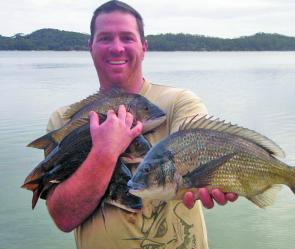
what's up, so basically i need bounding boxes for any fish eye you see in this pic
[142,166,150,174]
[144,106,149,111]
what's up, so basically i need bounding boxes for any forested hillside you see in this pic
[1,29,295,51]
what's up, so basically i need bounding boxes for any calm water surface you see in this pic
[0,51,294,249]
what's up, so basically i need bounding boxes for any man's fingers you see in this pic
[226,192,238,202]
[117,105,127,120]
[183,192,195,209]
[198,188,214,209]
[211,188,227,205]
[131,121,143,137]
[89,111,99,130]
[107,109,116,118]
[125,112,134,127]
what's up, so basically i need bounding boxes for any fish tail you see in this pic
[21,177,42,190]
[21,167,44,191]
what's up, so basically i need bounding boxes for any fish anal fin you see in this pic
[32,189,41,209]
[183,153,235,188]
[247,184,282,208]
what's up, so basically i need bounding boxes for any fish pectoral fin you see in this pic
[247,184,283,208]
[183,153,235,188]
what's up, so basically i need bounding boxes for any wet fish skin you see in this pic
[128,117,295,208]
[104,159,142,211]
[27,89,166,151]
[22,122,151,209]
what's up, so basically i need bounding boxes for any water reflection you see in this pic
[0,51,294,249]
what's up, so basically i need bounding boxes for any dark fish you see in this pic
[22,121,151,209]
[27,88,166,154]
[104,159,142,211]
[128,116,295,208]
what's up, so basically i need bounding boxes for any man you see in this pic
[46,1,237,248]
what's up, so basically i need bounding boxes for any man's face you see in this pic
[89,11,147,92]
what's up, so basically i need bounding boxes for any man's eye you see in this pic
[122,36,134,42]
[99,36,111,42]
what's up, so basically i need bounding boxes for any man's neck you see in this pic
[100,78,144,94]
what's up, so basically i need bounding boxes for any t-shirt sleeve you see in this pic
[170,90,208,133]
[46,106,69,132]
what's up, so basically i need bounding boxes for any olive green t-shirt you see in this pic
[47,80,209,249]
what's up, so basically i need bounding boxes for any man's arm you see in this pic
[46,106,142,232]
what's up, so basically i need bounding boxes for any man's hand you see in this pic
[183,188,238,209]
[47,105,143,232]
[89,105,143,159]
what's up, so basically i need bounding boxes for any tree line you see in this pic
[1,28,295,51]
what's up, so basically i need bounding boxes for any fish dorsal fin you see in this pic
[247,184,282,208]
[179,115,285,158]
[63,92,105,119]
[63,88,125,120]
[52,117,89,143]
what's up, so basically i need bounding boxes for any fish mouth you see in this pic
[127,180,146,197]
[142,115,166,133]
[127,180,145,191]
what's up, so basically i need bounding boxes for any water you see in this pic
[0,51,294,249]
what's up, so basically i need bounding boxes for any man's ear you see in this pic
[143,39,148,52]
[142,40,148,60]
[88,39,93,52]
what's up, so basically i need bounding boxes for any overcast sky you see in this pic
[1,0,295,38]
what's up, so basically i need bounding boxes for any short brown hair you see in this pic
[90,0,145,43]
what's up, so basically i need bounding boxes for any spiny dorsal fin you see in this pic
[247,185,282,208]
[63,92,105,120]
[179,115,285,158]
[63,88,125,120]
[51,117,89,143]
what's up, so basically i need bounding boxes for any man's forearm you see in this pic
[46,148,117,232]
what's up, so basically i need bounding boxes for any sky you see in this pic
[1,0,295,38]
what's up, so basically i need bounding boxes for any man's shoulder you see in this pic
[144,81,201,105]
[47,105,70,131]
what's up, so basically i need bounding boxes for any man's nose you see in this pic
[109,38,124,55]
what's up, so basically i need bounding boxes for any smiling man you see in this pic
[89,10,147,92]
[45,1,237,249]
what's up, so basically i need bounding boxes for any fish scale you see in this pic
[128,116,295,208]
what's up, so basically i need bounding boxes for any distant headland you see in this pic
[1,28,295,51]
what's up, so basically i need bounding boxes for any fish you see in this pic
[128,115,295,208]
[22,121,151,209]
[27,88,166,154]
[104,159,142,211]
